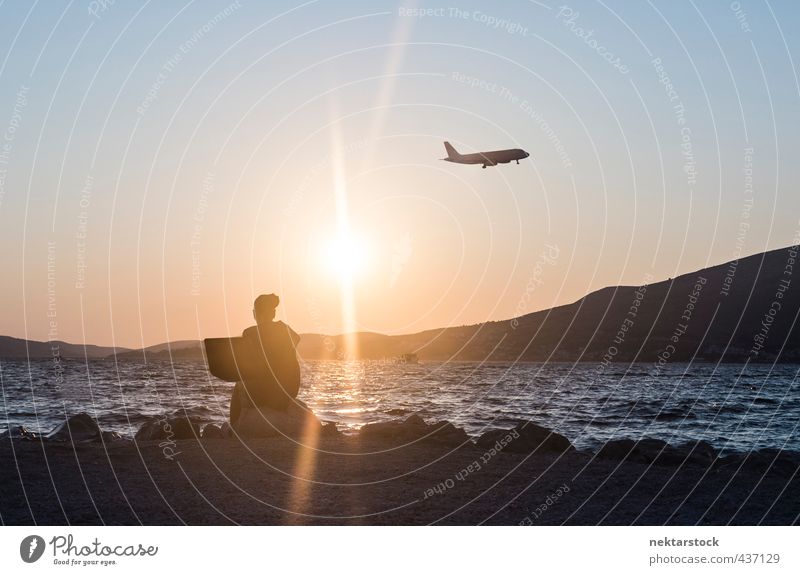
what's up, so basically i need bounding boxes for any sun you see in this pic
[324,233,369,282]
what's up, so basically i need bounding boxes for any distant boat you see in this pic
[396,353,419,364]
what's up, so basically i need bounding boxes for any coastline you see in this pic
[2,416,798,526]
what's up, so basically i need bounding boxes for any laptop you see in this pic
[203,337,255,382]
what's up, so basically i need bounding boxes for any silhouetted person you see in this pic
[229,294,301,425]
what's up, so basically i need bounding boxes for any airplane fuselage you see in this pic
[442,142,529,168]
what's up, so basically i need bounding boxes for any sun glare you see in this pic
[325,234,369,282]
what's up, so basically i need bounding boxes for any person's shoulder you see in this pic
[275,321,301,342]
[276,320,296,330]
[242,325,258,338]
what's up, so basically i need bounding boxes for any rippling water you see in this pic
[1,358,799,453]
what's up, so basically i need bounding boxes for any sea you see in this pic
[1,358,799,453]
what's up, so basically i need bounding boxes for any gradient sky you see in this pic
[1,0,799,348]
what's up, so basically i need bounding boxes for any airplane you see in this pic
[441,141,530,168]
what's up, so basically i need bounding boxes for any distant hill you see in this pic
[111,340,204,361]
[300,245,800,363]
[3,246,800,363]
[0,336,128,359]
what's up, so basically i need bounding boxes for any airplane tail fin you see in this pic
[443,141,461,160]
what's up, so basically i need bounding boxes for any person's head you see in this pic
[253,293,279,325]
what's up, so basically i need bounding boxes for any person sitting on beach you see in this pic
[229,293,301,425]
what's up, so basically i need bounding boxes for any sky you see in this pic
[1,0,799,348]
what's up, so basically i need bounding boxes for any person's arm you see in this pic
[276,321,300,347]
[287,325,300,347]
